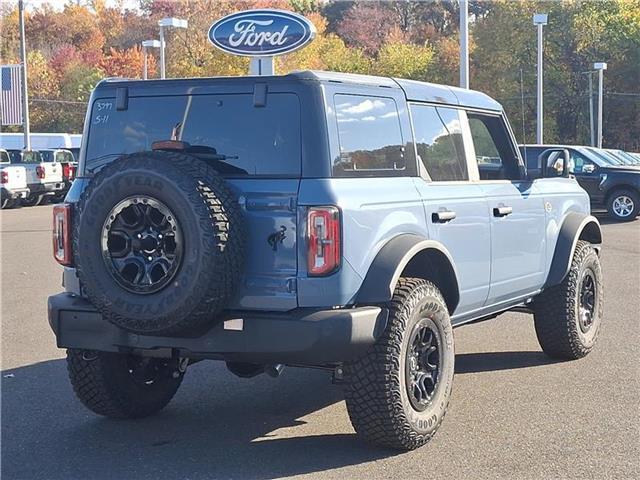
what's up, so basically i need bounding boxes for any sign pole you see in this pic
[249,57,274,76]
[18,0,30,150]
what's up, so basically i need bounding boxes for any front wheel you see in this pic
[607,189,639,221]
[534,241,603,359]
[343,278,455,450]
[66,349,185,418]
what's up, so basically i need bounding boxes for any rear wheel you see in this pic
[607,188,639,221]
[22,194,44,207]
[343,278,454,450]
[66,349,185,418]
[534,241,603,359]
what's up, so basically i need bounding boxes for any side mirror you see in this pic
[539,148,571,178]
[582,163,596,174]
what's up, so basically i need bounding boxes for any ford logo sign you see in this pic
[208,9,316,57]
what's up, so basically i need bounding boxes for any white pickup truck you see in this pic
[0,149,29,209]
[7,150,66,206]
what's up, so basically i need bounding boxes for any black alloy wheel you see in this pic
[101,196,183,294]
[578,269,597,333]
[405,318,443,411]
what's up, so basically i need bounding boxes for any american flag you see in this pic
[1,65,23,126]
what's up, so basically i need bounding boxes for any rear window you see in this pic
[85,93,301,176]
[41,150,74,163]
[333,94,407,176]
[8,150,42,164]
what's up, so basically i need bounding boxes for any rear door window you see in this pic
[333,94,407,176]
[468,114,522,180]
[86,93,301,176]
[410,104,468,181]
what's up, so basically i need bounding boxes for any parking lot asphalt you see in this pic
[1,204,639,480]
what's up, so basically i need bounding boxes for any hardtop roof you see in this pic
[96,70,503,113]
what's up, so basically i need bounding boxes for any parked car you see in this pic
[40,149,77,202]
[0,149,29,209]
[49,72,604,451]
[7,149,66,206]
[520,144,640,221]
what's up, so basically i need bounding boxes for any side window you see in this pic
[468,114,522,180]
[410,104,468,181]
[569,151,593,174]
[333,94,407,176]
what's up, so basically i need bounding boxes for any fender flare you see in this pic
[355,234,460,314]
[545,212,603,287]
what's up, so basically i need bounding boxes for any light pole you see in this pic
[158,17,188,79]
[18,0,30,150]
[533,13,548,145]
[594,62,607,148]
[141,40,161,80]
[581,71,596,146]
[459,0,469,89]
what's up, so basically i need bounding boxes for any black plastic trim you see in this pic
[48,293,388,364]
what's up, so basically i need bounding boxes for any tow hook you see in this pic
[172,357,189,378]
[332,365,345,384]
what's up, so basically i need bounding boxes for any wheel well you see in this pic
[400,248,459,315]
[578,220,602,245]
[605,185,638,205]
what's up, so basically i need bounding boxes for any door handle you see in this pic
[432,210,457,223]
[493,206,513,217]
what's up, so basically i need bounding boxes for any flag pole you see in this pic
[18,0,30,150]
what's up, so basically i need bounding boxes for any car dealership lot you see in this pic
[1,205,639,479]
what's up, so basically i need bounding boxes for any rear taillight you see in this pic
[1,171,8,184]
[307,206,341,276]
[53,204,73,266]
[36,165,45,179]
[63,164,75,180]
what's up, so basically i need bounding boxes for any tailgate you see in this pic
[5,166,28,189]
[42,162,63,183]
[226,178,299,311]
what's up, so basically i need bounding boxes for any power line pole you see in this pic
[18,0,30,150]
[459,0,469,89]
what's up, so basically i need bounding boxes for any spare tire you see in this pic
[74,151,244,336]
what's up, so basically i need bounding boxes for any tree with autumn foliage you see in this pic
[0,0,637,147]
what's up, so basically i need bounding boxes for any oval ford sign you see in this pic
[208,9,316,57]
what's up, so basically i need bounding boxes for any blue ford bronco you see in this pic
[49,71,604,450]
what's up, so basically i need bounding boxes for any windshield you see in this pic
[585,148,624,166]
[85,93,301,176]
[611,150,640,165]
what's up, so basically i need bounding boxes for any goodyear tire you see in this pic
[534,241,603,360]
[66,349,183,418]
[74,151,244,336]
[343,278,454,450]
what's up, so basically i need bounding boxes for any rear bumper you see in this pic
[47,293,388,364]
[28,182,66,195]
[1,187,29,199]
